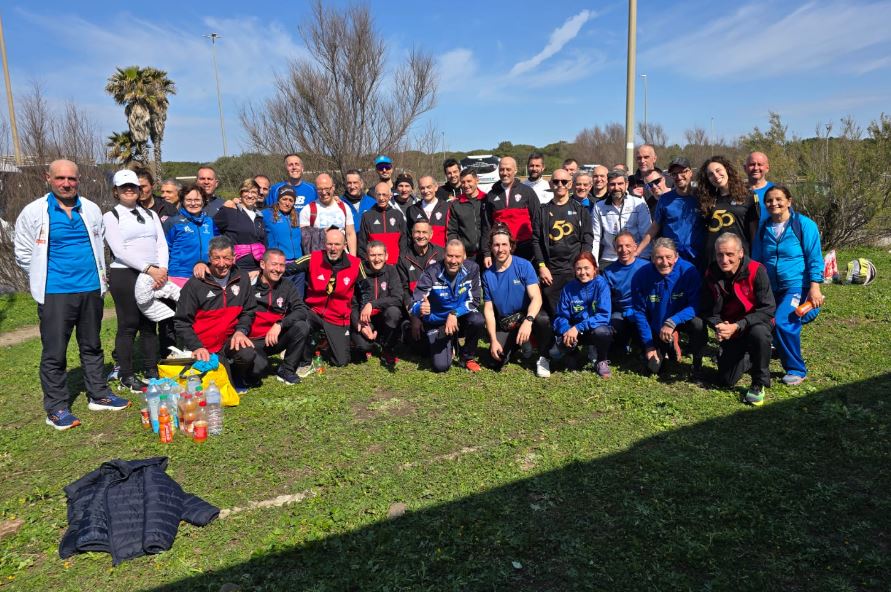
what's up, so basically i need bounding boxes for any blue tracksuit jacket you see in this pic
[631,258,701,349]
[553,275,612,335]
[163,209,217,278]
[603,258,649,318]
[410,260,482,325]
[262,208,303,260]
[751,210,823,293]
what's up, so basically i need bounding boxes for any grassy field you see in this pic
[0,294,115,334]
[0,248,888,591]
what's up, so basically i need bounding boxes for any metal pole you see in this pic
[624,0,637,170]
[205,33,228,157]
[0,15,22,165]
[640,73,648,134]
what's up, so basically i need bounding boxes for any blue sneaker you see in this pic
[88,393,131,411]
[46,408,81,431]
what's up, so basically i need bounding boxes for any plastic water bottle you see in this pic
[205,380,223,435]
[146,381,161,433]
[192,401,208,443]
[187,375,202,396]
[158,406,174,443]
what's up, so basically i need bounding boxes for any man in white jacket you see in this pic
[591,170,652,265]
[14,160,130,431]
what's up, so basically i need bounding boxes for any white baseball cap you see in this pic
[112,169,139,187]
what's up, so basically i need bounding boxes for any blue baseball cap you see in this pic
[374,155,393,167]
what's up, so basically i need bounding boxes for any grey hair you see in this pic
[652,237,677,253]
[208,235,234,254]
[160,178,182,191]
[715,232,743,251]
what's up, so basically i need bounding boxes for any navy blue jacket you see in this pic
[59,457,218,565]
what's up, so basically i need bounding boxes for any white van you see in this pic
[460,155,501,193]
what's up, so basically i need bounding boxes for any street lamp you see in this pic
[204,33,228,158]
[624,0,638,169]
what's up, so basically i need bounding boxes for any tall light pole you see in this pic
[624,0,638,170]
[640,73,648,135]
[204,33,228,158]
[0,15,22,165]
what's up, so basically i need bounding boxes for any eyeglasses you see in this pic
[552,179,571,186]
[645,177,664,188]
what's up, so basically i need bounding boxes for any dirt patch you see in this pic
[0,518,24,540]
[0,309,117,348]
[401,446,480,470]
[387,502,407,519]
[365,443,385,455]
[352,388,416,421]
[517,451,539,472]
[218,488,316,519]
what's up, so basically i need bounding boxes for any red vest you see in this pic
[304,251,361,326]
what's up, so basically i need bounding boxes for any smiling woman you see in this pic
[695,156,757,267]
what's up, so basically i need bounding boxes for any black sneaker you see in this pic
[119,375,149,393]
[276,368,301,385]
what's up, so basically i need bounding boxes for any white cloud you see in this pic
[437,48,478,90]
[642,1,891,79]
[509,10,595,77]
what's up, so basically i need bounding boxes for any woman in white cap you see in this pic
[103,169,169,392]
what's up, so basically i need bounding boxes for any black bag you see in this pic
[498,312,525,332]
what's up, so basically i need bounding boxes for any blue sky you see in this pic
[3,0,891,163]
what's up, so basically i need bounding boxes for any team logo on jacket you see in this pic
[183,226,194,233]
[206,290,215,298]
[381,281,387,290]
[374,219,381,225]
[409,265,415,271]
[435,212,442,220]
[231,285,240,296]
[514,194,521,202]
[317,274,325,281]
[390,218,396,225]
[276,297,284,308]
[255,292,262,299]
[343,277,351,286]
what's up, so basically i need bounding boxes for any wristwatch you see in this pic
[525,315,534,322]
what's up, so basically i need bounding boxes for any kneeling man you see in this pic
[352,241,404,368]
[410,239,484,372]
[702,233,776,405]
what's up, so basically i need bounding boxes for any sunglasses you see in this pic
[552,179,571,186]
[645,177,664,188]
[376,164,393,171]
[130,209,146,224]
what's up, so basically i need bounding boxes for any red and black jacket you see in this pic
[352,263,403,316]
[247,276,309,340]
[405,199,450,248]
[702,256,776,335]
[446,190,485,257]
[292,250,363,327]
[480,181,541,257]
[357,204,409,265]
[174,269,256,353]
[396,243,444,311]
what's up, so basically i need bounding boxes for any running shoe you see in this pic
[46,408,81,430]
[119,375,149,394]
[782,374,806,386]
[276,368,301,385]
[296,364,314,379]
[595,360,612,379]
[88,394,131,411]
[744,385,765,406]
[464,359,482,373]
[535,356,551,378]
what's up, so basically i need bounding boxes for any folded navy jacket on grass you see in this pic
[59,457,219,565]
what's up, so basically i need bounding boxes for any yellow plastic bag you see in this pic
[157,359,241,407]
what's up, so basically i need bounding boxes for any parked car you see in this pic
[460,155,500,193]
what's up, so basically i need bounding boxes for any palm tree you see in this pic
[105,66,176,177]
[106,130,143,166]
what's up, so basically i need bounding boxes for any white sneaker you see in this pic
[536,356,551,378]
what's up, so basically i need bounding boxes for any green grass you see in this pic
[0,294,114,334]
[0,249,888,591]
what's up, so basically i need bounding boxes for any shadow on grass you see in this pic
[149,374,889,591]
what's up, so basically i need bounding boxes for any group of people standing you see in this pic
[14,147,824,430]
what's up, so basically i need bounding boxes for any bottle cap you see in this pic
[199,400,206,406]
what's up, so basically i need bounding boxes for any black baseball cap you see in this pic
[668,157,692,171]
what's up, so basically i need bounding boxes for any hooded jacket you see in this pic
[59,457,218,566]
[630,257,701,349]
[553,275,612,335]
[163,208,217,278]
[751,210,823,293]
[261,207,303,260]
[446,189,485,256]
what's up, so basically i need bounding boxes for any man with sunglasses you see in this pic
[635,157,704,266]
[15,160,128,430]
[367,155,398,200]
[532,168,593,316]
